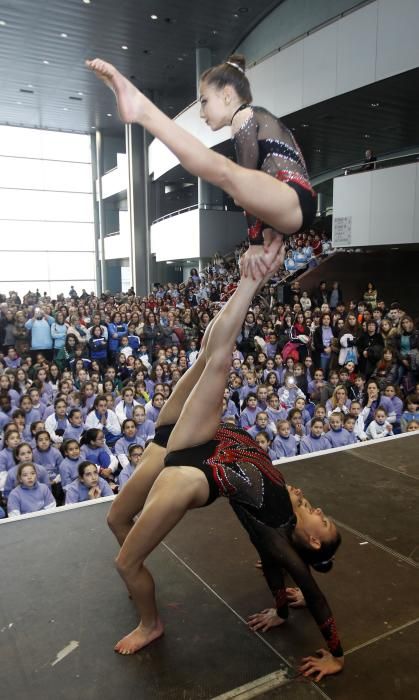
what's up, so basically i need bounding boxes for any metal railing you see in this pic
[151,203,231,226]
[341,150,419,176]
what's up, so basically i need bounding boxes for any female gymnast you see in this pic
[106,243,344,681]
[86,55,317,279]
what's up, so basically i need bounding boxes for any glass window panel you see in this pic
[0,189,94,222]
[0,221,95,251]
[0,158,92,192]
[47,252,95,280]
[0,252,49,281]
[0,126,91,162]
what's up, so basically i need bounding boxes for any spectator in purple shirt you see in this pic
[65,461,113,504]
[7,462,56,517]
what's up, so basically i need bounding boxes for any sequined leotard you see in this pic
[165,423,343,657]
[233,105,317,243]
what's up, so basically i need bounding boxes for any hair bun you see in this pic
[226,53,246,73]
[312,560,334,573]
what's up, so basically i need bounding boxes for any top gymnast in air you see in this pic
[86,53,317,278]
[86,57,342,681]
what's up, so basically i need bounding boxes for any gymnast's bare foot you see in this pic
[85,58,147,123]
[114,619,164,655]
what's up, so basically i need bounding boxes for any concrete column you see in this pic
[90,134,102,296]
[196,48,213,209]
[126,123,150,297]
[94,130,107,293]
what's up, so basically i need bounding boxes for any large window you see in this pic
[0,126,96,297]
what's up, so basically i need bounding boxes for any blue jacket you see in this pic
[107,323,128,352]
[25,316,54,350]
[50,322,67,349]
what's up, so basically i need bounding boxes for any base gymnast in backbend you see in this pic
[86,53,317,279]
[105,244,344,681]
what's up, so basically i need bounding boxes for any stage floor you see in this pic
[1,434,419,699]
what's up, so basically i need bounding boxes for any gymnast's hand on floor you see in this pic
[299,649,344,681]
[247,608,286,632]
[286,587,306,608]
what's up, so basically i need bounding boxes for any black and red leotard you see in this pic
[232,105,317,244]
[165,423,343,657]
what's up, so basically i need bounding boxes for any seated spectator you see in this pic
[288,408,305,445]
[366,407,394,440]
[45,397,70,445]
[239,393,262,429]
[119,443,144,490]
[325,412,352,448]
[300,419,330,454]
[133,404,155,443]
[3,442,50,498]
[406,420,419,432]
[254,431,276,461]
[342,414,357,444]
[80,428,118,478]
[62,407,85,442]
[59,439,83,490]
[115,419,145,469]
[350,401,367,442]
[7,462,56,517]
[271,420,298,459]
[85,394,121,447]
[325,386,351,418]
[115,386,140,424]
[248,412,275,441]
[65,461,113,504]
[400,394,419,433]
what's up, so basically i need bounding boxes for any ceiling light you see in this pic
[82,0,91,4]
[63,107,69,111]
[363,133,371,138]
[27,84,33,88]
[301,123,309,127]
[150,14,158,20]
[0,20,6,26]
[107,113,112,117]
[16,101,22,105]
[233,13,239,18]
[121,45,128,50]
[60,32,68,38]
[370,102,380,107]
[177,56,184,61]
[91,126,95,129]
[315,148,321,153]
[77,91,83,96]
[43,60,50,65]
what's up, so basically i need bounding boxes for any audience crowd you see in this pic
[0,229,418,520]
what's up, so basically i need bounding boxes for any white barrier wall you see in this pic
[149,0,419,180]
[150,209,247,262]
[332,163,419,247]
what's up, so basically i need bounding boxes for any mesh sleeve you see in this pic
[230,502,343,657]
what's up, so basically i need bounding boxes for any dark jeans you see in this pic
[30,349,54,362]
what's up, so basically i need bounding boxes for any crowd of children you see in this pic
[0,232,418,520]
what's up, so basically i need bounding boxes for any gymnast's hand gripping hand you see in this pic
[241,230,286,281]
[299,649,344,682]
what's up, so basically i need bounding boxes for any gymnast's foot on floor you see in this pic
[85,58,147,124]
[114,619,164,655]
